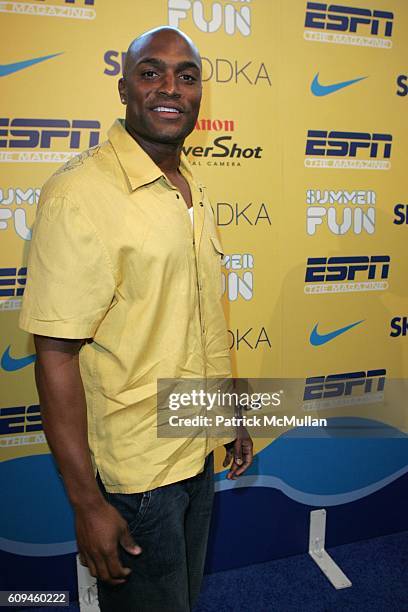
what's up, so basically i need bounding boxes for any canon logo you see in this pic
[195,119,235,131]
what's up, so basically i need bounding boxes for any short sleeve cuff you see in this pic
[19,314,98,339]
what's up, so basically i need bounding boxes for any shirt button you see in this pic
[199,201,203,207]
[176,193,180,199]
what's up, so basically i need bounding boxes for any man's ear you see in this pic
[118,78,127,105]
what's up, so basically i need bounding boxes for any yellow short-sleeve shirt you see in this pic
[19,119,233,492]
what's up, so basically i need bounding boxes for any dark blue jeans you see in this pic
[96,453,214,612]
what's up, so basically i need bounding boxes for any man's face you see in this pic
[119,31,202,145]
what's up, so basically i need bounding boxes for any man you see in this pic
[20,27,253,612]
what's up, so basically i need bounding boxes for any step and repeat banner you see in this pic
[1,0,408,598]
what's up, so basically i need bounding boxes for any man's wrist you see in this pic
[69,487,106,513]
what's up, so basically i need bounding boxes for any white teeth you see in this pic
[153,106,180,113]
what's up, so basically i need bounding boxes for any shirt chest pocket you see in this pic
[210,233,224,260]
[206,233,225,299]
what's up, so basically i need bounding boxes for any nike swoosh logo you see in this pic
[1,345,36,371]
[311,73,367,96]
[310,320,364,346]
[0,52,62,77]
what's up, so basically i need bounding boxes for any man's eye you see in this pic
[142,70,158,78]
[180,74,195,82]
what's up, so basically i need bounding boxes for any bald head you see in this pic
[123,26,201,79]
[118,26,202,146]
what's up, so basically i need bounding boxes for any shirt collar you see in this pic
[108,118,201,191]
[108,119,162,191]
[179,149,203,188]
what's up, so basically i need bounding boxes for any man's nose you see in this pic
[159,71,180,97]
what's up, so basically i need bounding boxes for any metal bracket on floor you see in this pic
[308,509,352,590]
[76,555,101,611]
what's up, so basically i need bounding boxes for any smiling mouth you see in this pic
[152,106,183,115]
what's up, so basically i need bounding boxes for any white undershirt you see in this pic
[188,206,194,226]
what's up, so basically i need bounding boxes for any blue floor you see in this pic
[195,531,408,612]
[33,531,408,611]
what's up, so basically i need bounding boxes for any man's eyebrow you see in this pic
[137,57,165,68]
[176,60,201,72]
[137,57,201,71]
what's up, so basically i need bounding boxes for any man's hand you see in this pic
[76,500,142,585]
[223,426,253,480]
[33,335,142,586]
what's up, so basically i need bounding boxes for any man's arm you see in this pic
[34,335,141,585]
